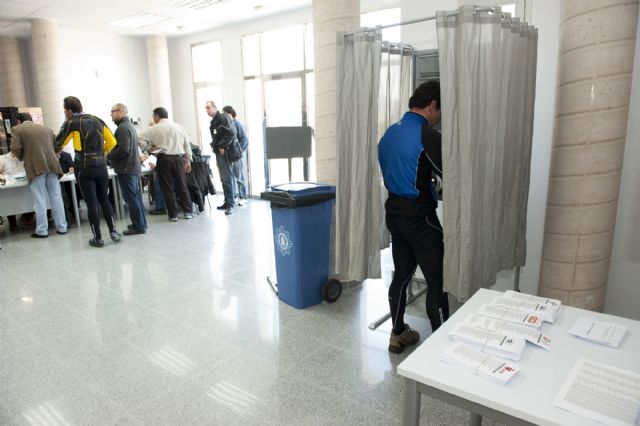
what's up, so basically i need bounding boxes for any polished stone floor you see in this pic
[1,197,501,425]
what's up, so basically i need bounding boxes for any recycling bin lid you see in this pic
[261,182,336,208]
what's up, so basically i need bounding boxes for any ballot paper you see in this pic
[569,318,628,349]
[466,313,552,350]
[440,343,519,385]
[554,358,640,426]
[477,303,544,329]
[491,296,558,323]
[504,290,562,310]
[449,322,527,361]
[143,154,157,168]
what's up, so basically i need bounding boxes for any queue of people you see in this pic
[1,96,250,248]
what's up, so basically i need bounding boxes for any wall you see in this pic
[605,13,640,321]
[400,0,561,297]
[168,8,312,146]
[23,28,151,133]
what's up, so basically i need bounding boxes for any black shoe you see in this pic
[127,224,135,230]
[225,207,234,216]
[89,238,104,248]
[217,204,230,210]
[149,209,167,215]
[123,228,145,235]
[31,233,48,238]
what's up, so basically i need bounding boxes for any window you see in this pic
[191,40,223,152]
[361,8,401,42]
[242,24,315,196]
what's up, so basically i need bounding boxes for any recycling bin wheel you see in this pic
[322,279,342,303]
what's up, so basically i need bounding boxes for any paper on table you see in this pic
[504,290,561,310]
[143,154,157,168]
[554,358,640,426]
[569,318,628,349]
[491,296,558,323]
[449,322,527,361]
[440,343,519,385]
[477,303,544,329]
[466,313,551,350]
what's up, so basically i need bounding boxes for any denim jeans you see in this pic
[118,174,147,230]
[216,153,236,206]
[152,171,165,210]
[29,172,67,236]
[231,152,248,199]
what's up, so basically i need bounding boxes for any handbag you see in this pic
[225,138,243,163]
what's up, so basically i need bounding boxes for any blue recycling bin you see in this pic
[261,183,340,309]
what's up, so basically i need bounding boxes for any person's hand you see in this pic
[149,163,156,170]
[68,167,74,174]
[219,148,225,155]
[184,161,192,174]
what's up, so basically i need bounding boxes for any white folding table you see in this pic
[398,288,640,426]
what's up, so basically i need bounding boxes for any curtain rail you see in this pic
[343,6,514,37]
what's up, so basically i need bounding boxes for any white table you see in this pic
[0,169,121,229]
[398,288,640,426]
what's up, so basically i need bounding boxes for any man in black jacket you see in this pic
[108,103,147,235]
[206,101,237,215]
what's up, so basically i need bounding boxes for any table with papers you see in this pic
[0,169,120,228]
[397,288,640,426]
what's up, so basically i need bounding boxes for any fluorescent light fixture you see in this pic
[109,13,170,29]
[168,0,228,10]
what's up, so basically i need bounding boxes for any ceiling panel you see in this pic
[0,0,397,38]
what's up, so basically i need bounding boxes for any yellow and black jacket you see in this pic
[55,113,117,169]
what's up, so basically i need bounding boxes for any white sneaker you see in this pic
[238,199,248,206]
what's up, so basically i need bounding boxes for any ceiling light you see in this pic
[168,0,228,10]
[109,13,170,29]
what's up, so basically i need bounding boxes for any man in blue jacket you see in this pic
[378,81,449,354]
[223,105,249,206]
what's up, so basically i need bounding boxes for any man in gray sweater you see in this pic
[108,103,147,234]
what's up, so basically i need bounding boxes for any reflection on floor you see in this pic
[0,198,502,425]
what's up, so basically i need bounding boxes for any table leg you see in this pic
[469,412,482,426]
[112,176,123,219]
[70,182,80,229]
[402,377,421,426]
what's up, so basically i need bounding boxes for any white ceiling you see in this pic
[0,0,400,38]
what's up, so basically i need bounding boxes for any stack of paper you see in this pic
[440,343,519,385]
[554,358,640,426]
[504,290,561,310]
[466,313,552,350]
[491,296,558,323]
[569,318,628,348]
[477,303,544,329]
[449,322,527,361]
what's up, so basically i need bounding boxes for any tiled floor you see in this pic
[1,198,500,425]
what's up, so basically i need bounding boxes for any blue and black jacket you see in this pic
[378,111,442,217]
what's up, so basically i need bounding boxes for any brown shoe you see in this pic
[388,325,420,354]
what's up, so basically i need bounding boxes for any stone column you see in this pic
[146,35,174,117]
[0,37,28,106]
[539,0,639,311]
[31,19,61,128]
[313,0,359,185]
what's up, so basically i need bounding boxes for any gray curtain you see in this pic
[333,29,383,282]
[437,6,538,301]
[333,30,413,282]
